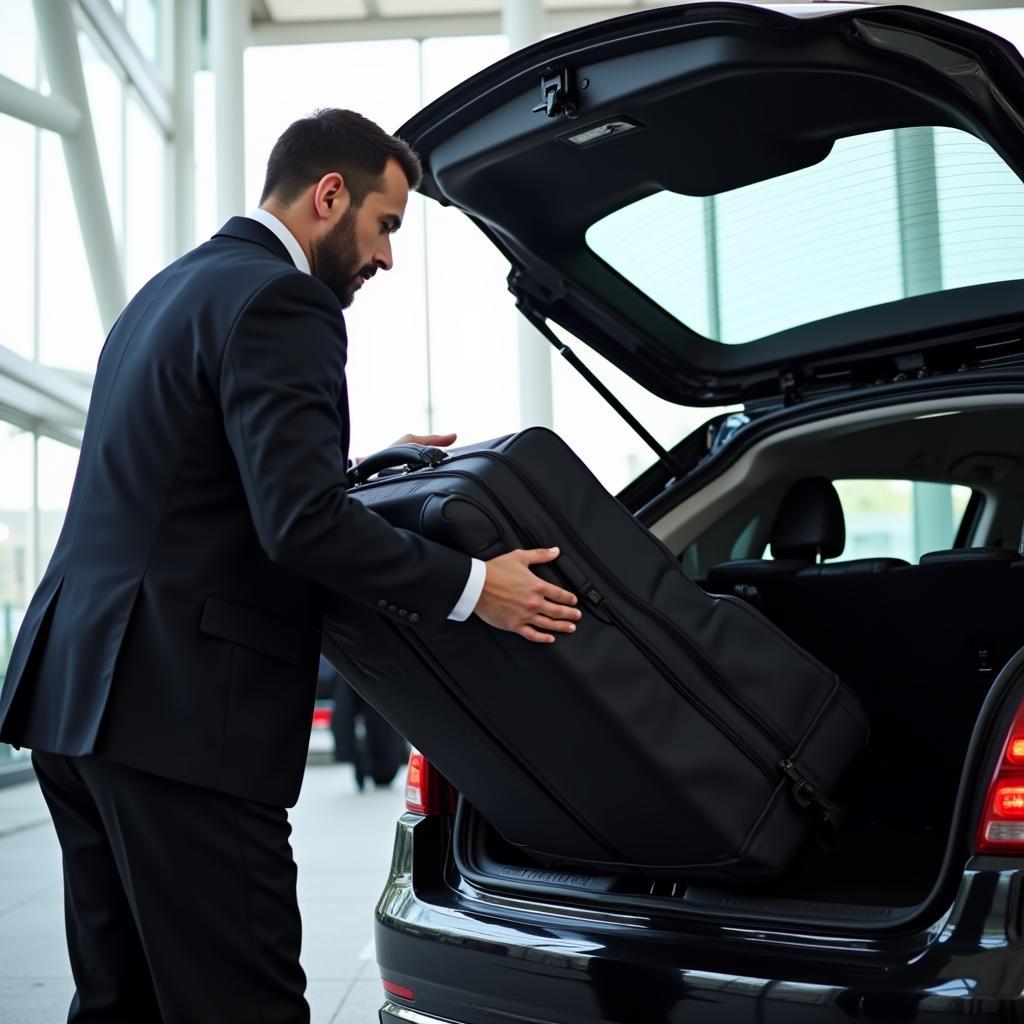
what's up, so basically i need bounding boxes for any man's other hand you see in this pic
[390,432,457,448]
[474,547,582,644]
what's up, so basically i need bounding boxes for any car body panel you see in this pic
[375,816,1024,1023]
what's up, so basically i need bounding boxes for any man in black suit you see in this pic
[0,108,581,1023]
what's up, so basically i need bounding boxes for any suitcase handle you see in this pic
[348,444,449,486]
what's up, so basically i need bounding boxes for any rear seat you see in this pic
[706,478,849,594]
[761,545,1020,826]
[705,492,1024,827]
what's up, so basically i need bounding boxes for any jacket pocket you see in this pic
[199,595,305,666]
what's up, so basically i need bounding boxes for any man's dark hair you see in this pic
[260,108,422,207]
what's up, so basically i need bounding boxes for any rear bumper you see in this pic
[373,815,1024,1024]
[381,1003,469,1024]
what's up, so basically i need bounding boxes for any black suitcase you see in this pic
[322,428,868,879]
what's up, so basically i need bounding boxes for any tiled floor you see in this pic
[0,759,407,1023]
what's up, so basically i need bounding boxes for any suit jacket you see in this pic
[0,217,470,806]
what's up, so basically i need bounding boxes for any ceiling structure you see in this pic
[247,0,1024,47]
[249,0,684,44]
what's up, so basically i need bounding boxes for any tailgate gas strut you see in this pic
[516,300,688,480]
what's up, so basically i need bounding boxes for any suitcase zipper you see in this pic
[779,759,846,829]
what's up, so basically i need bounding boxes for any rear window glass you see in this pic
[832,479,973,564]
[586,126,1024,345]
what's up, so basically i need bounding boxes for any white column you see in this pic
[209,0,247,223]
[33,0,126,331]
[502,0,553,430]
[172,0,200,255]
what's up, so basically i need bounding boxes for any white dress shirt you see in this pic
[245,208,485,622]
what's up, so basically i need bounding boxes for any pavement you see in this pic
[0,758,409,1023]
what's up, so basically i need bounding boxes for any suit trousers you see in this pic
[31,751,309,1024]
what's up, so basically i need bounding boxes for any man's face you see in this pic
[311,157,409,308]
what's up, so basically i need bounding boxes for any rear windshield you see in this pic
[585,126,1024,345]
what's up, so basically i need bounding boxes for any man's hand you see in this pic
[474,547,582,644]
[390,432,457,448]
[352,433,456,467]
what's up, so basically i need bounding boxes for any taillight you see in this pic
[381,977,415,1001]
[976,701,1024,851]
[405,749,456,815]
[311,706,332,729]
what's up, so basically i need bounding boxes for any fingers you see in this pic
[518,625,557,644]
[391,432,458,447]
[532,614,577,634]
[539,599,581,622]
[521,546,561,565]
[539,583,578,608]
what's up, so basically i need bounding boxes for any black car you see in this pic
[371,4,1024,1020]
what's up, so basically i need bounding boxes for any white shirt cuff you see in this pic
[447,558,486,622]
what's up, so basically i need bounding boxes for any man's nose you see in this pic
[374,238,393,272]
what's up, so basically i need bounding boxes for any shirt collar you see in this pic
[246,208,311,275]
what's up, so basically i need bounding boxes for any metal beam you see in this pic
[172,0,200,256]
[503,0,553,430]
[0,347,89,441]
[0,73,81,135]
[210,0,248,221]
[77,0,174,137]
[34,0,126,332]
[894,126,942,299]
[702,195,721,341]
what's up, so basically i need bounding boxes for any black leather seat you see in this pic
[706,478,847,591]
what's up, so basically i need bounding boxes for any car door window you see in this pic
[832,479,974,563]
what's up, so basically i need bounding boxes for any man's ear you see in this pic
[313,172,348,220]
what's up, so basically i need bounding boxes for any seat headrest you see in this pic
[769,478,845,562]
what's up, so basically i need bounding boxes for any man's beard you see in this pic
[311,207,374,309]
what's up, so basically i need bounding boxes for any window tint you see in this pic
[586,126,1024,344]
[833,480,973,564]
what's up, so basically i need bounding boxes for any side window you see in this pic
[832,480,974,563]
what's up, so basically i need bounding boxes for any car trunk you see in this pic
[454,592,1006,920]
[452,399,1024,923]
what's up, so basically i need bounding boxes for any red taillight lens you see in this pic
[995,784,1024,818]
[311,706,332,730]
[405,749,456,815]
[976,704,1024,851]
[381,977,415,1001]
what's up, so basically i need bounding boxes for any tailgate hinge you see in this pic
[532,66,578,120]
